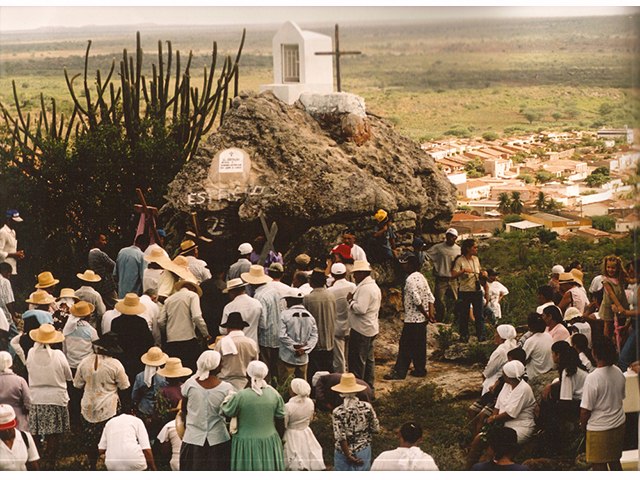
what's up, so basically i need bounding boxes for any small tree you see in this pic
[498,192,511,214]
[535,170,555,184]
[535,191,546,210]
[510,191,524,214]
[591,215,616,232]
[523,110,539,124]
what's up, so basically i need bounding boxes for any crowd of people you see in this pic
[0,207,637,471]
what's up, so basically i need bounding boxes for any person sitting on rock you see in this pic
[369,209,396,262]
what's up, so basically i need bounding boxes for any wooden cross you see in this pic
[185,212,213,244]
[315,24,361,93]
[257,213,278,266]
[134,188,160,245]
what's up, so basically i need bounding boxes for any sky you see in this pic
[0,3,638,32]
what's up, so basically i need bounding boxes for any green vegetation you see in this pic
[464,158,485,178]
[591,215,616,232]
[585,167,611,187]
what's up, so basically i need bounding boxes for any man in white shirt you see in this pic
[485,269,509,321]
[0,404,39,471]
[347,260,381,391]
[522,314,554,379]
[140,289,161,345]
[371,422,438,471]
[327,263,356,373]
[98,412,156,471]
[0,210,24,277]
[219,278,263,346]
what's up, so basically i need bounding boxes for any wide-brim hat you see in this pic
[144,245,171,267]
[241,265,273,285]
[351,260,372,273]
[157,357,192,378]
[115,293,147,315]
[569,268,584,287]
[57,288,79,301]
[179,239,198,255]
[175,279,203,297]
[26,290,56,305]
[220,311,250,329]
[29,323,64,344]
[165,255,198,284]
[141,346,169,367]
[34,271,60,289]
[92,332,123,355]
[0,404,17,431]
[69,300,95,318]
[76,269,101,282]
[558,272,578,285]
[223,278,248,293]
[331,373,366,394]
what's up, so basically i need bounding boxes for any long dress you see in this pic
[221,386,285,471]
[283,396,325,470]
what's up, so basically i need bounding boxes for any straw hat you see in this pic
[330,373,366,394]
[179,239,197,255]
[175,279,203,297]
[351,260,372,273]
[157,357,192,378]
[374,209,388,222]
[69,301,95,318]
[115,293,147,315]
[241,265,273,285]
[569,268,584,287]
[57,288,79,301]
[34,271,59,289]
[26,290,56,305]
[223,278,247,293]
[140,346,169,367]
[29,323,64,344]
[165,256,198,284]
[144,245,171,267]
[0,404,17,431]
[76,269,101,283]
[558,272,578,285]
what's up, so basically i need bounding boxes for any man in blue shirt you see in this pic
[278,291,317,381]
[114,236,147,298]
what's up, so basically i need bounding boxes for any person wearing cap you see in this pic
[110,293,155,389]
[328,262,356,373]
[159,280,210,372]
[371,421,439,471]
[98,410,156,471]
[131,346,169,425]
[74,269,106,333]
[370,209,396,261]
[557,271,589,316]
[549,264,565,301]
[0,209,25,277]
[0,352,31,432]
[88,233,118,309]
[283,378,326,471]
[347,260,381,391]
[467,360,536,468]
[0,404,40,471]
[425,227,461,323]
[221,360,286,471]
[243,265,282,380]
[114,235,147,298]
[179,239,212,283]
[331,372,380,471]
[227,242,253,281]
[485,269,509,323]
[278,290,318,381]
[73,332,130,470]
[211,311,259,391]
[303,270,336,383]
[179,350,233,470]
[25,324,72,469]
[385,253,435,380]
[471,426,529,471]
[219,277,262,346]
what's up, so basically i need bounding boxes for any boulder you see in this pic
[162,90,457,268]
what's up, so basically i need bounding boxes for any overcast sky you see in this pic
[0,3,637,32]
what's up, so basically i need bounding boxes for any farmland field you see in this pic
[0,14,638,141]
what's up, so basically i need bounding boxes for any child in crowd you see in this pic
[598,255,629,341]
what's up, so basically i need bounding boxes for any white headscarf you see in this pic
[340,393,359,409]
[503,360,525,380]
[33,342,53,358]
[0,351,12,373]
[219,331,240,356]
[496,324,517,351]
[290,378,311,404]
[195,351,221,381]
[246,360,269,396]
[143,366,158,388]
[311,370,330,388]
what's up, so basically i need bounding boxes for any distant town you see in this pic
[421,128,639,242]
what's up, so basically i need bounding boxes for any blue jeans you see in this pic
[618,321,637,371]
[334,445,372,471]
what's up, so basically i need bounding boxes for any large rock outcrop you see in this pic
[162,90,456,266]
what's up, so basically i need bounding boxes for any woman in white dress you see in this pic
[283,378,325,471]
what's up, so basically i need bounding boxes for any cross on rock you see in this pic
[315,24,361,92]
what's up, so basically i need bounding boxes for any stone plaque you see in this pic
[209,148,251,186]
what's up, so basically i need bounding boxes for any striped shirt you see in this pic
[255,283,283,348]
